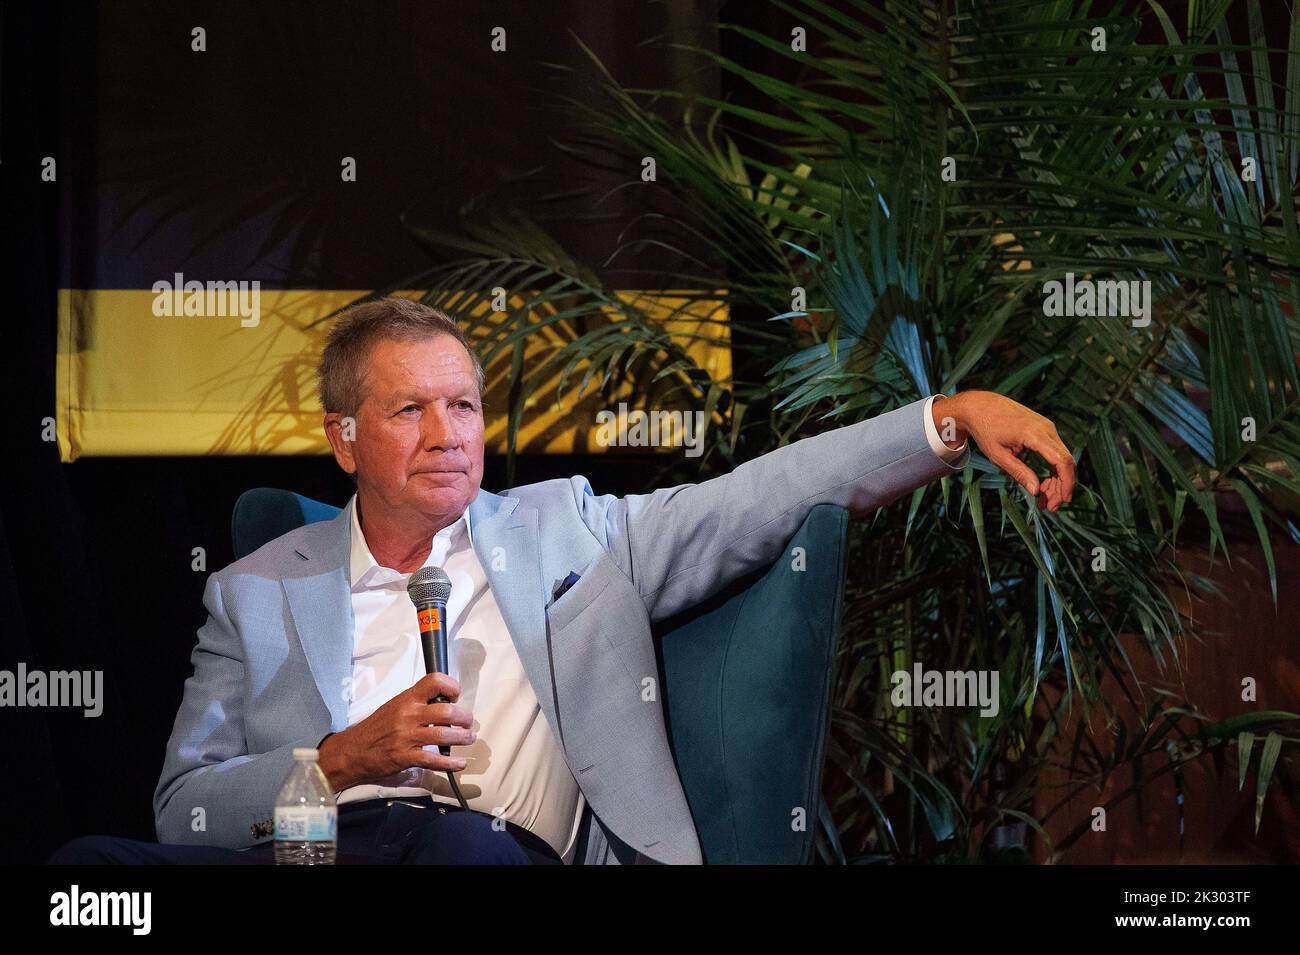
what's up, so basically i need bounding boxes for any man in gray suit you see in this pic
[52,297,1073,864]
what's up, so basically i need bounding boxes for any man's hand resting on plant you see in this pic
[932,391,1075,512]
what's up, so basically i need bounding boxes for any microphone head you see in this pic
[407,566,452,606]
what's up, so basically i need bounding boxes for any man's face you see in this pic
[326,334,485,527]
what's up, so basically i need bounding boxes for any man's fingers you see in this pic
[411,750,469,772]
[419,701,474,729]
[990,449,1039,496]
[415,724,476,748]
[1037,477,1061,512]
[414,671,460,702]
[1047,424,1075,495]
[1023,431,1076,506]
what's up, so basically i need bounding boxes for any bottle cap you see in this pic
[292,747,319,761]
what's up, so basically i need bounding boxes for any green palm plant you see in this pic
[365,0,1300,862]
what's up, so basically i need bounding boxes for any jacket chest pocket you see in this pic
[544,552,663,775]
[544,551,625,634]
[545,550,658,700]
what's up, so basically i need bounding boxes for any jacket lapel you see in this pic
[280,504,355,730]
[467,489,564,747]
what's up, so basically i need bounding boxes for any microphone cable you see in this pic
[444,764,470,811]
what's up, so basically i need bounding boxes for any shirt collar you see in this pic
[347,494,472,592]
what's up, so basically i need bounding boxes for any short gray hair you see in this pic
[317,297,485,419]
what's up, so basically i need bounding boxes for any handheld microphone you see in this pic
[407,566,454,753]
[408,568,452,685]
[407,566,470,811]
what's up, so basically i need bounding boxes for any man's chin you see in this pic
[412,469,465,483]
[410,481,475,518]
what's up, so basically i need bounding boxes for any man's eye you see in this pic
[398,405,420,415]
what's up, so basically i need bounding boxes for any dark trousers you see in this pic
[48,796,564,865]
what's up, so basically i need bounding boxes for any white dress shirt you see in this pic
[923,394,969,465]
[334,403,962,863]
[338,495,585,863]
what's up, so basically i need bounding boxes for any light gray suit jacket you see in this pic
[154,398,963,863]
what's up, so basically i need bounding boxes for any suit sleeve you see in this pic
[153,573,322,848]
[922,394,972,465]
[571,397,965,623]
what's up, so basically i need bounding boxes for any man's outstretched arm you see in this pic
[573,392,1073,623]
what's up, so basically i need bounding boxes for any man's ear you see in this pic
[323,412,358,476]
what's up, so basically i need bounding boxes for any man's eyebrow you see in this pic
[386,389,480,406]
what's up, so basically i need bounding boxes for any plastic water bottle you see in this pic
[274,747,338,865]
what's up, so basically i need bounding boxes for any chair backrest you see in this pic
[232,487,848,864]
[653,502,847,863]
[232,488,342,564]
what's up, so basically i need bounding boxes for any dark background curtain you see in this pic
[0,0,769,864]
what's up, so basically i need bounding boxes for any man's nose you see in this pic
[421,403,461,451]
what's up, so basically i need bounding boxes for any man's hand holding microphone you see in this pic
[317,673,474,792]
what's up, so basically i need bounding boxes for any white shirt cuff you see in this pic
[923,395,969,470]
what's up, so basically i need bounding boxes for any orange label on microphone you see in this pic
[418,608,441,632]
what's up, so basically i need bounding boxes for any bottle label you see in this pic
[274,806,337,842]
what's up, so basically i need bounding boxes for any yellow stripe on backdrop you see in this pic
[55,289,730,462]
